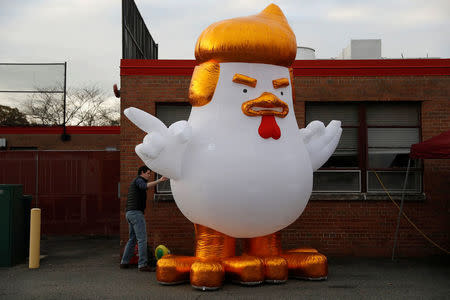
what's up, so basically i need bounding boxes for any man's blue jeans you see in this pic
[121,210,148,268]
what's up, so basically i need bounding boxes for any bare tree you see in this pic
[0,104,29,126]
[23,85,120,126]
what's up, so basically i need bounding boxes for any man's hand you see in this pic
[147,176,169,189]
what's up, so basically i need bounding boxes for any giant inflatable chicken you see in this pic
[124,4,342,290]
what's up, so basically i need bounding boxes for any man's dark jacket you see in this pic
[126,176,148,213]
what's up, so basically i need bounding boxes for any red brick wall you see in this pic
[119,75,195,252]
[120,69,449,257]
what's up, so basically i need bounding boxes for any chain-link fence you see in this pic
[0,62,67,130]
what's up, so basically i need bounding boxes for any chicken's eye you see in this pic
[243,89,248,93]
[280,91,284,96]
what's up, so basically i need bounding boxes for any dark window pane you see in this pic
[156,103,191,127]
[338,127,358,149]
[367,171,421,193]
[322,150,358,168]
[306,102,359,126]
[156,173,171,193]
[368,128,419,148]
[368,149,420,168]
[313,171,360,192]
[366,103,419,126]
[368,128,419,169]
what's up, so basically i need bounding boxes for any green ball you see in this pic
[155,245,170,260]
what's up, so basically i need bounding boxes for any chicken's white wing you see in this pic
[124,107,192,179]
[299,120,342,171]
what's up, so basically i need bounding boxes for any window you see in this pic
[306,102,421,193]
[155,103,191,195]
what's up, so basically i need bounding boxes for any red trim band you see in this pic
[121,59,196,76]
[0,126,120,135]
[292,59,450,76]
[121,59,450,77]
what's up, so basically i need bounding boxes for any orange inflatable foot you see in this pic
[260,256,288,283]
[222,256,264,285]
[190,260,225,290]
[281,252,328,280]
[156,255,196,285]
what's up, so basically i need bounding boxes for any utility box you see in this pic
[0,185,31,267]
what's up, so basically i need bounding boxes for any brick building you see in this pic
[120,58,449,257]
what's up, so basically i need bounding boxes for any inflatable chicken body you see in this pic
[124,4,342,290]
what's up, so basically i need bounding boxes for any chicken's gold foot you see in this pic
[190,260,225,290]
[260,256,289,283]
[156,255,196,285]
[156,255,225,290]
[281,249,328,280]
[245,233,328,281]
[222,256,265,285]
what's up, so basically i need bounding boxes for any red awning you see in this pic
[410,130,450,159]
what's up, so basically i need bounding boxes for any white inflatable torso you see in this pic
[171,63,313,238]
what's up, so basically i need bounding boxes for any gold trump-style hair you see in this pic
[188,4,297,107]
[195,4,297,66]
[188,61,220,107]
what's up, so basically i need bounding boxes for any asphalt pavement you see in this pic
[0,237,449,299]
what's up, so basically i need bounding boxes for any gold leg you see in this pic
[244,233,288,283]
[189,224,236,290]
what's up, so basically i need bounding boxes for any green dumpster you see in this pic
[0,185,31,267]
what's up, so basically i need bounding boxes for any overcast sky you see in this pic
[1,0,449,99]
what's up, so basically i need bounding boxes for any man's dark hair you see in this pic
[138,165,150,175]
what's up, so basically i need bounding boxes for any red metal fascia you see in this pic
[292,59,450,76]
[0,126,120,135]
[120,59,196,76]
[120,58,450,77]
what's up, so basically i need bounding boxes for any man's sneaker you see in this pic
[138,265,156,272]
[120,263,130,269]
